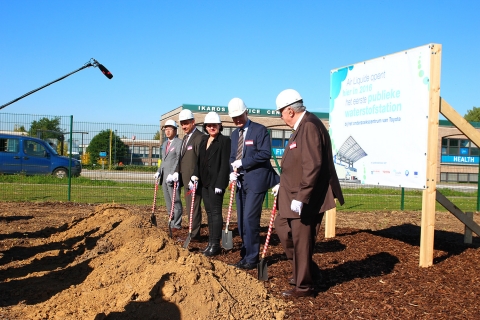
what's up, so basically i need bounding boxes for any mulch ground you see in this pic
[1,202,479,319]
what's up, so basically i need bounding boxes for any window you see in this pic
[443,138,479,157]
[0,138,20,153]
[24,141,46,157]
[152,147,160,158]
[129,146,149,158]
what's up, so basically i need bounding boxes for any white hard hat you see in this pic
[162,119,177,129]
[275,89,303,110]
[179,109,194,121]
[228,97,247,117]
[204,111,222,124]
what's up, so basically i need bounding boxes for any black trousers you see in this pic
[202,186,224,244]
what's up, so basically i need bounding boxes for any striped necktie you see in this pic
[236,129,244,160]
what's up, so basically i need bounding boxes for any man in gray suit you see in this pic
[172,109,205,242]
[155,120,183,230]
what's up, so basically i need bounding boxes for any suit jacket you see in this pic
[176,129,205,188]
[229,121,279,193]
[278,111,344,219]
[158,137,182,185]
[194,133,231,190]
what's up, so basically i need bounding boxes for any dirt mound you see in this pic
[2,203,286,319]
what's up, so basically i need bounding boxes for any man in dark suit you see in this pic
[229,98,279,270]
[172,109,205,241]
[274,89,344,298]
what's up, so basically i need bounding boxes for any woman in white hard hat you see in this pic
[191,112,231,256]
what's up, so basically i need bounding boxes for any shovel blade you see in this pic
[221,230,233,250]
[168,224,172,238]
[150,213,157,227]
[257,259,268,281]
[183,234,191,249]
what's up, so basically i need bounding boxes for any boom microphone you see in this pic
[97,63,113,79]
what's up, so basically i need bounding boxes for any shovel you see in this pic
[150,178,159,226]
[183,181,197,249]
[257,196,277,281]
[222,180,236,250]
[167,181,178,238]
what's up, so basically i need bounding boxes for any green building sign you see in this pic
[182,104,328,119]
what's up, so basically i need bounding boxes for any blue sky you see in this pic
[1,0,478,125]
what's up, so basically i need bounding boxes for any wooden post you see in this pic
[325,206,336,238]
[464,212,473,244]
[419,44,442,267]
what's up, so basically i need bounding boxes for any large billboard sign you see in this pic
[329,44,436,189]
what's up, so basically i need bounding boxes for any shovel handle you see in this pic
[188,181,197,234]
[152,178,159,214]
[261,196,277,259]
[168,181,178,222]
[225,180,236,230]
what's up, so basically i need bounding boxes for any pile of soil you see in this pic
[0,203,286,319]
[1,202,479,319]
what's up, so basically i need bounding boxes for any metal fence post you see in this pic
[68,115,73,201]
[400,187,405,210]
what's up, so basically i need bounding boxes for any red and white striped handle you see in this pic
[152,178,159,213]
[224,180,236,232]
[261,196,277,259]
[188,181,197,234]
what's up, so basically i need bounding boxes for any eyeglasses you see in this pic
[279,107,289,118]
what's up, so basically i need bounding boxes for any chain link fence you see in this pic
[1,112,479,212]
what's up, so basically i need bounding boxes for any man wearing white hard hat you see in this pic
[154,120,183,230]
[228,98,280,270]
[172,109,205,242]
[274,89,344,298]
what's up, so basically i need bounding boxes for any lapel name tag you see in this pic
[289,141,297,149]
[245,140,254,146]
[187,145,193,150]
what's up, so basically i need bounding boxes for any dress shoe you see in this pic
[231,260,256,270]
[229,259,244,267]
[281,288,314,298]
[203,244,221,257]
[288,278,295,286]
[202,243,213,253]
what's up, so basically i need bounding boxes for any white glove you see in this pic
[154,172,160,179]
[190,175,199,181]
[215,188,222,194]
[231,160,242,170]
[166,174,173,183]
[188,181,195,190]
[229,172,238,182]
[271,184,279,197]
[172,172,179,182]
[291,200,303,215]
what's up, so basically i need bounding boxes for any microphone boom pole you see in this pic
[0,58,112,111]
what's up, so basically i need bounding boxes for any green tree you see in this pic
[28,117,63,139]
[153,130,160,140]
[86,130,128,164]
[13,124,27,132]
[464,107,480,122]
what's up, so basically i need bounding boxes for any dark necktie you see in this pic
[181,135,188,156]
[236,129,244,160]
